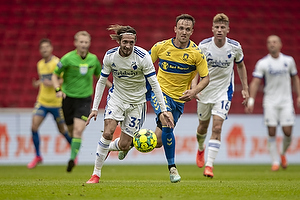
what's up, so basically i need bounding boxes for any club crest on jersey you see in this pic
[79,64,88,75]
[131,62,137,70]
[183,53,189,61]
[227,51,232,59]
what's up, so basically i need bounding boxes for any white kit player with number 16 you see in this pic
[192,13,249,178]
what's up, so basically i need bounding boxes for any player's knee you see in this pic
[212,125,222,135]
[197,125,208,134]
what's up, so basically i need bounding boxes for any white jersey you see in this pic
[92,46,166,111]
[198,37,244,103]
[253,53,297,106]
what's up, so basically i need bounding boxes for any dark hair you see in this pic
[108,25,137,41]
[39,38,52,47]
[176,14,195,27]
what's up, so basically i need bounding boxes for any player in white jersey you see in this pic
[192,13,249,178]
[246,35,300,171]
[85,25,174,184]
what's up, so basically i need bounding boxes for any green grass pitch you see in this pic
[0,164,299,200]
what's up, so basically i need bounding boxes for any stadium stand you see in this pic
[1,0,300,114]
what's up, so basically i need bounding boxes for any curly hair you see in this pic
[107,25,136,41]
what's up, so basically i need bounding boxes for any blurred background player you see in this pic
[52,31,111,172]
[148,14,209,183]
[246,35,300,171]
[85,25,173,184]
[27,38,71,169]
[193,13,249,178]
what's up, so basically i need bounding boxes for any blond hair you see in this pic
[74,31,91,41]
[213,13,229,25]
[107,25,136,41]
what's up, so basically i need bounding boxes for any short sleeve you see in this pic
[252,59,265,78]
[234,44,244,64]
[196,51,209,78]
[149,42,160,63]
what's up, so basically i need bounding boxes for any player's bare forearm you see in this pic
[194,75,209,94]
[249,77,261,99]
[292,75,300,108]
[191,73,199,89]
[237,62,249,92]
[51,73,60,89]
[179,75,209,102]
[32,78,41,88]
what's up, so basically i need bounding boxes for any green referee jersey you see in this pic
[54,50,101,98]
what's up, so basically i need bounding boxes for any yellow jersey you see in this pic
[150,38,208,103]
[36,56,62,107]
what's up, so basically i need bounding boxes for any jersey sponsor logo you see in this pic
[207,58,231,68]
[112,69,138,78]
[206,52,232,68]
[162,62,169,70]
[268,66,288,75]
[41,74,52,80]
[166,52,171,56]
[159,60,196,73]
[79,64,88,75]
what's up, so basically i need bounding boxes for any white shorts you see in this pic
[197,100,231,121]
[104,98,147,137]
[263,104,295,126]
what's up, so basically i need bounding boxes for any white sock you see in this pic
[197,132,207,151]
[206,139,221,167]
[281,135,291,155]
[268,136,279,165]
[92,136,111,177]
[108,138,121,151]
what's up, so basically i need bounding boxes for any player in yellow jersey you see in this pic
[149,14,209,182]
[27,39,71,169]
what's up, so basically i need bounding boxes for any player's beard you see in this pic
[120,47,132,57]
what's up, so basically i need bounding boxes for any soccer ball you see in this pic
[133,129,157,153]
